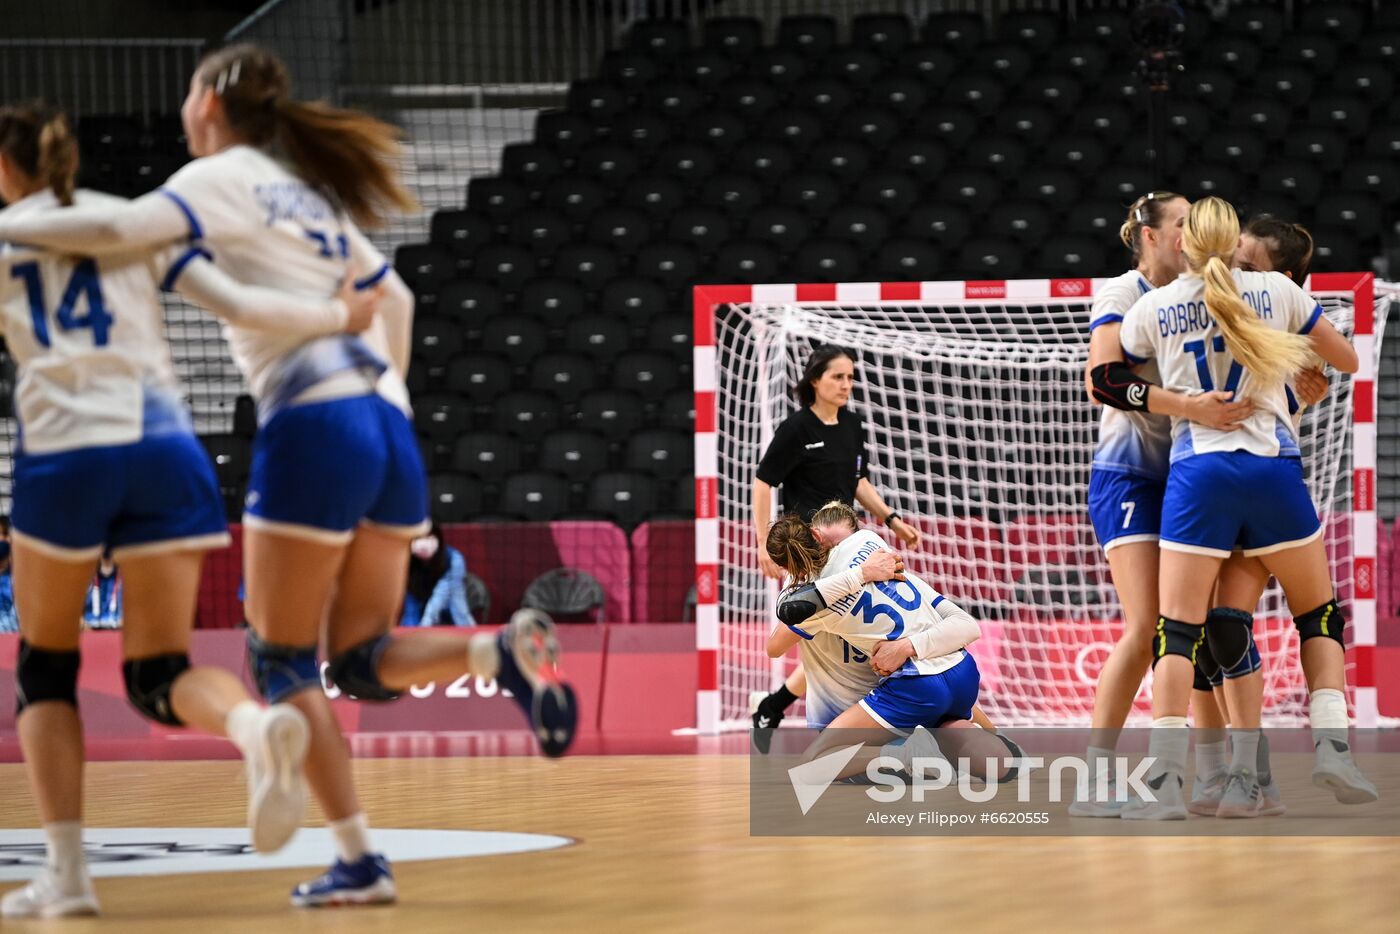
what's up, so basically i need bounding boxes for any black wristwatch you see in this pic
[884,512,902,527]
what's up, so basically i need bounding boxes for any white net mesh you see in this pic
[713,288,1390,728]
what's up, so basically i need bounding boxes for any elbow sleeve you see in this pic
[777,582,828,626]
[1089,361,1153,412]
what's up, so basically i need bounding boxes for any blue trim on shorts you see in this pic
[862,653,980,732]
[245,393,428,534]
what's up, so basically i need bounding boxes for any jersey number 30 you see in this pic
[10,260,112,348]
[852,579,921,640]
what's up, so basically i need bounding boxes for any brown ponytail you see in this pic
[765,513,830,583]
[0,101,78,206]
[1183,197,1312,387]
[197,43,416,227]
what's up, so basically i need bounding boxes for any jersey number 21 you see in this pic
[10,260,113,347]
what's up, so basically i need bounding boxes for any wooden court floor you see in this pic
[2,755,1399,933]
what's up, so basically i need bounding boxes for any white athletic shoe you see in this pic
[1188,769,1226,817]
[1258,773,1286,816]
[1312,738,1379,804]
[1120,771,1188,821]
[1067,797,1124,818]
[1215,768,1266,819]
[246,703,310,853]
[1,867,99,919]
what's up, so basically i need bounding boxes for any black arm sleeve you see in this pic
[1089,361,1154,412]
[776,582,828,626]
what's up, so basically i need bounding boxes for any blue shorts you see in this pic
[1161,452,1321,558]
[245,394,429,543]
[1087,467,1165,552]
[859,653,980,735]
[11,432,229,561]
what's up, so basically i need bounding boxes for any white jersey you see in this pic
[1120,270,1323,462]
[798,630,881,729]
[1089,270,1172,479]
[788,530,966,677]
[159,145,408,415]
[0,189,189,455]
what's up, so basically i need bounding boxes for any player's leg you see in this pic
[326,523,577,757]
[1077,468,1163,817]
[1253,535,1377,803]
[1,542,99,919]
[1207,554,1283,818]
[752,664,805,753]
[119,545,309,851]
[1187,661,1230,816]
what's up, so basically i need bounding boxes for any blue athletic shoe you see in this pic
[290,853,396,908]
[495,609,578,758]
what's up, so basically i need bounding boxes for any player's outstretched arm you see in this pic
[1090,320,1253,430]
[766,623,803,659]
[174,258,381,335]
[0,190,186,255]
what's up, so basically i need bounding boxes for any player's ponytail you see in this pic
[1243,214,1315,282]
[1119,190,1185,262]
[197,43,416,227]
[1184,197,1312,387]
[765,513,829,583]
[0,101,79,206]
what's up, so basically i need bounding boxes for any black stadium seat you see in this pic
[530,353,599,399]
[564,314,631,361]
[414,394,473,443]
[576,390,647,442]
[500,472,571,522]
[702,17,763,59]
[807,139,874,183]
[651,143,719,189]
[1301,4,1366,45]
[627,19,690,59]
[586,207,653,255]
[713,240,780,283]
[642,82,705,124]
[632,241,702,293]
[586,472,660,528]
[500,143,564,190]
[729,141,796,186]
[520,278,585,329]
[875,238,942,280]
[599,278,668,327]
[745,206,811,254]
[508,208,572,254]
[714,78,781,126]
[613,351,682,396]
[576,143,641,189]
[620,175,688,220]
[625,430,694,480]
[852,14,914,56]
[445,354,513,401]
[776,15,837,60]
[430,210,495,257]
[552,242,621,292]
[538,430,611,482]
[922,12,984,57]
[451,432,523,482]
[481,315,548,367]
[791,239,861,283]
[429,475,484,522]
[493,390,562,437]
[667,207,731,255]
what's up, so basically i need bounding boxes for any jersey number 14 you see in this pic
[10,259,113,347]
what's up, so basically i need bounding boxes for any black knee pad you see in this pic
[122,654,190,726]
[246,630,321,703]
[15,640,80,715]
[1295,599,1345,648]
[1206,607,1254,672]
[1193,633,1220,690]
[1152,616,1206,668]
[326,635,400,702]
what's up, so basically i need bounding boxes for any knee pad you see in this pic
[122,654,190,726]
[1221,634,1262,680]
[246,630,321,703]
[1295,599,1345,648]
[1206,607,1254,673]
[15,640,80,715]
[1193,633,1220,690]
[1152,616,1206,668]
[326,635,400,703]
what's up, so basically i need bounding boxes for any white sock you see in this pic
[468,633,499,679]
[1148,716,1189,778]
[328,813,372,863]
[1086,745,1116,779]
[1310,688,1350,752]
[43,821,87,889]
[1229,729,1260,774]
[1195,740,1226,780]
[225,700,263,753]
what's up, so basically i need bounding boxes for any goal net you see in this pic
[692,276,1390,731]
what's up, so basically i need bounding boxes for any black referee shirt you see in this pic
[756,407,869,521]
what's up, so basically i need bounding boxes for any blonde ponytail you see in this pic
[1184,197,1312,387]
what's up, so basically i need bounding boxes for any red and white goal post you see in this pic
[692,274,1392,733]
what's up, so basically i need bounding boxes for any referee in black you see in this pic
[750,345,921,745]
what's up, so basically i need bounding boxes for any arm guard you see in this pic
[777,582,829,627]
[1089,360,1153,412]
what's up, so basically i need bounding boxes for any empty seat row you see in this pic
[415,389,692,443]
[438,428,692,482]
[429,471,691,527]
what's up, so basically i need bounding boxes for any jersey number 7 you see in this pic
[10,259,113,348]
[1183,336,1243,393]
